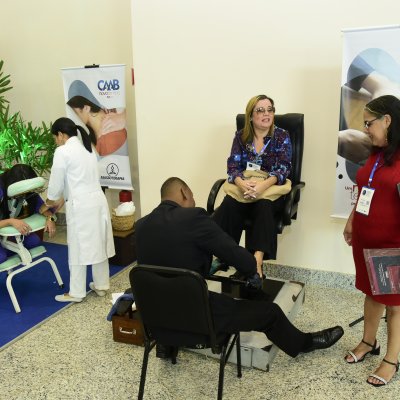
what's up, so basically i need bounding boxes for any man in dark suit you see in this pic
[135,177,343,358]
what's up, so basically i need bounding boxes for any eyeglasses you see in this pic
[254,106,275,115]
[364,116,382,129]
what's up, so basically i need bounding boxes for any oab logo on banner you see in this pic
[98,79,120,96]
[61,64,133,190]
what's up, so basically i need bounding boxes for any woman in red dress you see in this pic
[343,95,400,386]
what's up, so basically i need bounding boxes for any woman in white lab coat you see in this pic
[46,117,115,302]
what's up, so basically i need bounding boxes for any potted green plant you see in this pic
[0,60,56,175]
[0,60,12,115]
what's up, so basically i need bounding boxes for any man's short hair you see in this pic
[160,177,189,198]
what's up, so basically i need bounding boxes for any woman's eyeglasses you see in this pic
[254,106,275,115]
[364,116,382,129]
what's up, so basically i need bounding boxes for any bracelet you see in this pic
[46,215,57,222]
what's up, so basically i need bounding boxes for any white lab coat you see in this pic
[47,137,115,265]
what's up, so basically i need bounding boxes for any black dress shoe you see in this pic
[156,344,173,359]
[303,325,344,353]
[156,344,179,362]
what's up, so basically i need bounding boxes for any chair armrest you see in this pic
[282,181,305,226]
[0,214,46,237]
[207,179,226,214]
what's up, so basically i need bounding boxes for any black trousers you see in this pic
[210,292,307,358]
[213,195,283,259]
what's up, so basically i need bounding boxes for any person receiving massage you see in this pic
[0,164,56,264]
[213,94,291,276]
[66,80,127,157]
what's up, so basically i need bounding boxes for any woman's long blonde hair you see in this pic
[241,94,275,144]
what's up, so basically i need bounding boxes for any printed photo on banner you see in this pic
[67,79,127,157]
[61,65,133,190]
[332,25,400,218]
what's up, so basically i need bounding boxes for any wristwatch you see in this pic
[47,214,57,222]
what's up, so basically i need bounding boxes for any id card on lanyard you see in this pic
[355,154,381,216]
[247,138,271,171]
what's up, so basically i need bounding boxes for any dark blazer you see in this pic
[136,200,256,278]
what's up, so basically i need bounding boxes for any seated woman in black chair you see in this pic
[213,94,292,276]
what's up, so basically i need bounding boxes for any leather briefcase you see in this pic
[112,311,144,346]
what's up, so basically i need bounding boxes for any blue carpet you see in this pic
[0,242,128,349]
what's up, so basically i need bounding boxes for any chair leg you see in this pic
[6,272,21,313]
[138,343,151,400]
[217,345,228,400]
[4,255,65,313]
[217,334,242,399]
[236,334,242,378]
[170,346,179,365]
[42,256,64,288]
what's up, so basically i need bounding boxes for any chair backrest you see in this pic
[130,265,218,348]
[236,113,304,185]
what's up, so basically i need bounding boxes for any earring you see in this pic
[250,118,253,121]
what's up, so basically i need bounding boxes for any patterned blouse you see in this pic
[227,125,292,185]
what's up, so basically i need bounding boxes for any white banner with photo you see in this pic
[332,25,400,218]
[61,64,133,190]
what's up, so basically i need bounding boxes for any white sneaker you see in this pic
[55,293,83,303]
[89,282,107,297]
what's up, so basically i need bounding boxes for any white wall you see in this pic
[0,0,139,212]
[131,0,400,274]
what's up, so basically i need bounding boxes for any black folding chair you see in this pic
[130,264,242,400]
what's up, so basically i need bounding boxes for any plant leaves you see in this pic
[0,60,55,175]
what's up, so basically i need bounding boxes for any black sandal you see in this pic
[345,339,380,363]
[367,358,400,387]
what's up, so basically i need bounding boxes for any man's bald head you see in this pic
[160,177,195,207]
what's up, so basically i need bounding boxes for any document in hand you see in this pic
[364,248,400,295]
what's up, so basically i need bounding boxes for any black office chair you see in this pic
[207,113,305,241]
[129,265,242,400]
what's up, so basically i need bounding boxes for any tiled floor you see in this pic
[1,225,399,399]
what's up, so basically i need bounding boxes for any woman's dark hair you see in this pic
[67,96,102,145]
[0,164,39,218]
[365,95,400,165]
[51,117,94,153]
[67,95,102,113]
[241,94,275,144]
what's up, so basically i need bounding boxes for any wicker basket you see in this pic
[111,211,135,231]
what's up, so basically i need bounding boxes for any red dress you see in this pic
[352,151,400,305]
